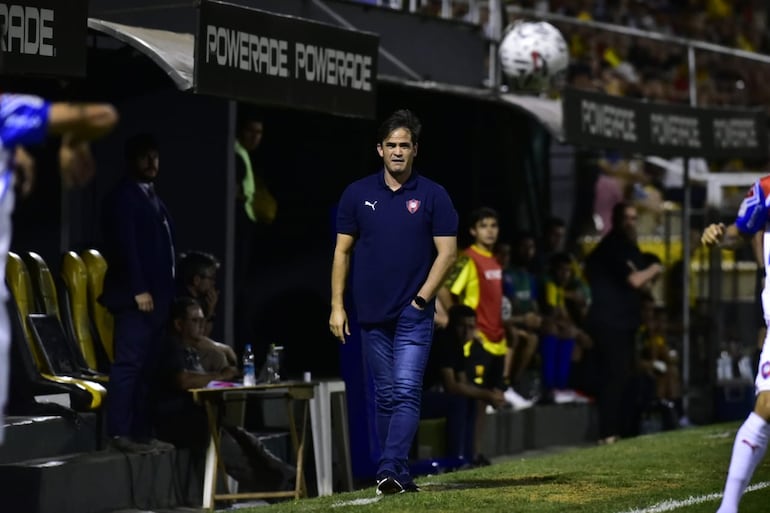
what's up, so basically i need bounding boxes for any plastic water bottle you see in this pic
[265,344,282,384]
[716,351,734,383]
[243,344,256,387]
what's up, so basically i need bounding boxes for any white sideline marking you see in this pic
[704,431,734,439]
[616,481,770,513]
[328,481,770,510]
[331,497,381,508]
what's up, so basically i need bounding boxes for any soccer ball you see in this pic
[499,20,569,93]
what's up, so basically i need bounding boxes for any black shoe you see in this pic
[472,454,492,467]
[376,475,404,496]
[402,481,420,492]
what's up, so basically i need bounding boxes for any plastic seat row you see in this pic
[5,250,115,413]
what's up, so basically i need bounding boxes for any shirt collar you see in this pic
[470,244,494,257]
[378,168,419,191]
[137,182,154,194]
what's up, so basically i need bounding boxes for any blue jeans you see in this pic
[362,303,434,482]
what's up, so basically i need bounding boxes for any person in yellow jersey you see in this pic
[438,207,533,467]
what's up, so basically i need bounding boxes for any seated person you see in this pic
[156,297,239,449]
[497,236,542,398]
[177,250,220,335]
[422,305,505,463]
[539,252,593,403]
[633,294,685,430]
[169,297,239,388]
[177,250,237,371]
[156,297,294,491]
[563,253,592,328]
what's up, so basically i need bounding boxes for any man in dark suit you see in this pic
[100,133,176,452]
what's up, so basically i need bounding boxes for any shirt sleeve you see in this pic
[735,179,768,235]
[0,94,51,147]
[335,184,359,236]
[544,280,559,308]
[431,186,458,236]
[448,256,479,308]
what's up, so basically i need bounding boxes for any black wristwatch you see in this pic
[414,295,428,309]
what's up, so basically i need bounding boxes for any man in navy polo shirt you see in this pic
[330,109,458,495]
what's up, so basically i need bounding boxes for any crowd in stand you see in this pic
[363,1,770,109]
[533,1,769,110]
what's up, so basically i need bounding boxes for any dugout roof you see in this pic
[87,16,565,138]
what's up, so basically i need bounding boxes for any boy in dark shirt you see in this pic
[421,305,505,462]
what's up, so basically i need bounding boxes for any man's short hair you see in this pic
[469,206,499,227]
[378,109,422,145]
[178,250,221,286]
[171,296,201,323]
[124,133,158,162]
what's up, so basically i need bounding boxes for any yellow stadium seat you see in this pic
[5,252,105,410]
[24,252,108,380]
[23,252,62,321]
[7,252,46,369]
[60,251,102,371]
[81,249,114,363]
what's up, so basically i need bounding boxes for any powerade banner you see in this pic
[563,87,768,159]
[0,0,88,77]
[195,0,378,119]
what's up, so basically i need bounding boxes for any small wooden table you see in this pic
[189,381,315,510]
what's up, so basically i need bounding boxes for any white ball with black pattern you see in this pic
[499,20,569,93]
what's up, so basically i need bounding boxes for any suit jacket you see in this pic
[99,177,177,323]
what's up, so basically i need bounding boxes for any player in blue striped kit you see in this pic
[702,175,770,513]
[0,94,118,444]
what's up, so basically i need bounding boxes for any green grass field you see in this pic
[238,422,770,513]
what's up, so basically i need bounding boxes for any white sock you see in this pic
[717,412,770,513]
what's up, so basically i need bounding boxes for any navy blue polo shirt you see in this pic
[336,170,458,325]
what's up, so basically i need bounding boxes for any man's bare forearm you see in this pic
[49,103,118,141]
[330,249,350,309]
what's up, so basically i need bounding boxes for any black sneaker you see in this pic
[375,476,404,496]
[472,454,492,467]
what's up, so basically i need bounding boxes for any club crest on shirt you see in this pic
[406,199,420,214]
